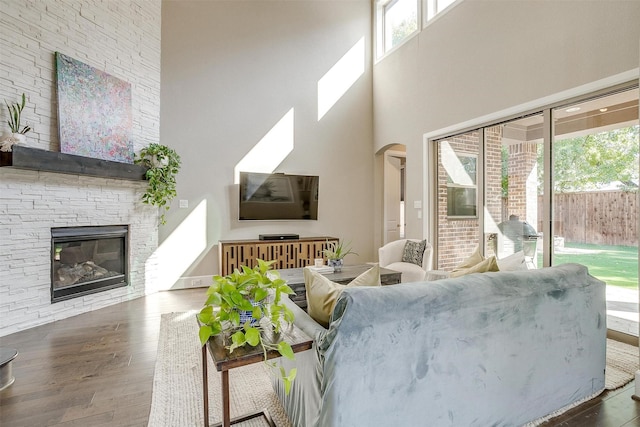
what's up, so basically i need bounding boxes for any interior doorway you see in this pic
[383,148,406,244]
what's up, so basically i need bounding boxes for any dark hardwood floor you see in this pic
[1,288,639,426]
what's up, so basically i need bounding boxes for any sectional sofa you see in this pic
[272,263,606,426]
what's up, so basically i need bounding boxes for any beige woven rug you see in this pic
[148,312,638,426]
[606,338,638,390]
[148,311,292,427]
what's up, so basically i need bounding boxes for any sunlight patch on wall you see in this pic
[317,37,365,121]
[145,199,207,293]
[234,108,295,183]
[440,141,475,186]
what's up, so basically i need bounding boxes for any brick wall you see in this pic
[436,127,504,269]
[436,132,481,270]
[0,0,161,336]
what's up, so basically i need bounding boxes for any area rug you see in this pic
[148,311,292,427]
[148,312,638,426]
[606,338,638,390]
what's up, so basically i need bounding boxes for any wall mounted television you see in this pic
[239,172,319,221]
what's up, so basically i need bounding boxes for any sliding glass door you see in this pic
[551,88,639,335]
[431,85,639,336]
[483,115,544,268]
[435,131,480,270]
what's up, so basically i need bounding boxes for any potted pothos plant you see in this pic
[197,259,298,393]
[134,143,181,225]
[323,239,358,272]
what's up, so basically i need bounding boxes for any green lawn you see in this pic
[547,242,638,289]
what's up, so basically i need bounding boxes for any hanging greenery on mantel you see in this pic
[134,143,181,225]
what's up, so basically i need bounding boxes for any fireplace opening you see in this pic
[51,225,129,303]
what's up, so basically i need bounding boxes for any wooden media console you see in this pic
[218,236,338,276]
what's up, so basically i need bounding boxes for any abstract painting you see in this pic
[55,52,133,163]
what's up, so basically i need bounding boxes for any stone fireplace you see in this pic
[51,225,129,303]
[0,166,159,337]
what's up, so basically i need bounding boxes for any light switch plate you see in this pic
[413,201,422,209]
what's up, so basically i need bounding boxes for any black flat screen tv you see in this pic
[239,172,319,221]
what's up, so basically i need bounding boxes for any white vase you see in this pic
[0,132,26,152]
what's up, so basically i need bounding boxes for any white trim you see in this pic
[422,0,464,30]
[424,69,640,140]
[374,0,422,63]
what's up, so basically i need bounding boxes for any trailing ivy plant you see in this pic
[5,93,31,135]
[134,143,181,225]
[197,259,298,393]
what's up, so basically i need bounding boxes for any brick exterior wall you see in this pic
[437,126,502,270]
[436,126,536,269]
[0,0,161,336]
[507,141,538,225]
[436,132,481,270]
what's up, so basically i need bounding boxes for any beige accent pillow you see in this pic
[451,246,484,275]
[450,256,499,278]
[497,251,527,271]
[305,264,381,327]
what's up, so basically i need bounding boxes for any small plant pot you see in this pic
[328,258,343,272]
[238,300,261,326]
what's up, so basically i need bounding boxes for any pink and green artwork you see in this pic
[55,52,133,163]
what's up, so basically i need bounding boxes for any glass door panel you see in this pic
[484,115,544,268]
[435,131,480,270]
[552,88,639,335]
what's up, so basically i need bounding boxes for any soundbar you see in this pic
[258,234,300,241]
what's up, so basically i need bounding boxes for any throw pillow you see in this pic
[305,264,381,327]
[450,256,499,278]
[453,246,484,271]
[497,251,527,271]
[401,240,427,266]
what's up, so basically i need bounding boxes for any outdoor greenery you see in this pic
[390,12,417,48]
[548,242,638,288]
[134,143,181,225]
[197,259,298,393]
[537,126,639,193]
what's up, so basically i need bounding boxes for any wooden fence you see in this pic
[536,191,638,247]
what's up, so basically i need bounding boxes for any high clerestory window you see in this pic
[376,0,419,57]
[424,0,458,22]
[376,0,461,59]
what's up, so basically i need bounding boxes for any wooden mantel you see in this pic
[0,145,147,181]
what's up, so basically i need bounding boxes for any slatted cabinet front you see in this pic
[219,237,338,275]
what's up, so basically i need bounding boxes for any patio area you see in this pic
[607,285,639,337]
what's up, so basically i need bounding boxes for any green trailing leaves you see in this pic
[280,367,297,395]
[244,327,260,346]
[198,259,298,393]
[277,341,295,360]
[134,144,181,225]
[199,325,212,346]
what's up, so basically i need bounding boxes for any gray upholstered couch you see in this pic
[272,263,606,427]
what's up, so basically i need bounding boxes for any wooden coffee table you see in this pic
[201,324,313,427]
[277,264,402,310]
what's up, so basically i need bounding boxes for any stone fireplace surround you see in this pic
[0,166,159,337]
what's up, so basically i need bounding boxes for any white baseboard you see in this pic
[171,275,211,290]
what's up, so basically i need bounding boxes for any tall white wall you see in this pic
[161,0,374,277]
[0,0,162,336]
[374,0,640,240]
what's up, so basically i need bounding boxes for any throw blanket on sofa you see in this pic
[273,263,606,427]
